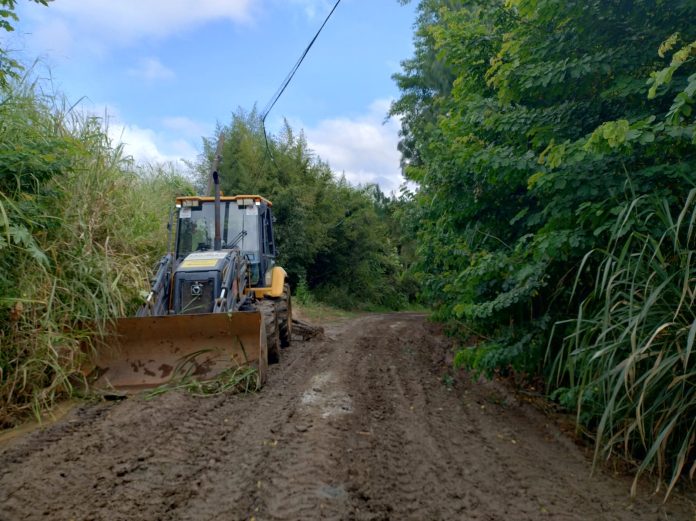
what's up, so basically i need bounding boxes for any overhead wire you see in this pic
[260,0,341,173]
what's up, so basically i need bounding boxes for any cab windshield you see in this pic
[176,201,260,258]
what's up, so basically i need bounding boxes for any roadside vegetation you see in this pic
[0,76,193,426]
[393,0,696,494]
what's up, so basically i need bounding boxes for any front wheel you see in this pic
[277,283,292,348]
[259,300,280,364]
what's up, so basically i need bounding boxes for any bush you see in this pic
[550,191,696,496]
[0,79,193,426]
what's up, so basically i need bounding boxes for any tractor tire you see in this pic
[259,300,280,364]
[277,283,292,348]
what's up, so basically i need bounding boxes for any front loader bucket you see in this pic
[88,312,267,392]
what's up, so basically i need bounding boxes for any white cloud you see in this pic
[302,99,405,194]
[109,123,199,166]
[128,57,175,82]
[24,0,256,50]
[50,97,205,170]
[78,104,200,165]
[109,125,165,162]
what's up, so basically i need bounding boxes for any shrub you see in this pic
[550,191,696,496]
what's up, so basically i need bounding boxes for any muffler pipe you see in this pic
[213,171,222,251]
[207,134,225,252]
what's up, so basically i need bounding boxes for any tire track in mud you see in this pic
[0,313,694,521]
[337,319,491,520]
[2,392,229,520]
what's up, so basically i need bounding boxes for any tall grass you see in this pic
[0,79,193,427]
[550,190,696,496]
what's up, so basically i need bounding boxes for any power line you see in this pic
[260,0,341,124]
[259,0,341,174]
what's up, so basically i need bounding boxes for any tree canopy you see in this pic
[196,109,411,310]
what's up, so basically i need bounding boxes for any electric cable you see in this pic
[260,0,341,172]
[260,0,341,123]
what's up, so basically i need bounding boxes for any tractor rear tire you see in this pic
[259,300,280,364]
[277,283,292,348]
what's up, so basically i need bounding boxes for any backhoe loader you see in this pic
[88,171,292,391]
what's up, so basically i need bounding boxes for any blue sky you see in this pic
[7,0,417,193]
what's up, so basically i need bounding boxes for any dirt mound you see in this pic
[1,313,693,520]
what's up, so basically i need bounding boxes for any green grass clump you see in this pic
[145,349,261,398]
[550,190,696,497]
[0,78,193,427]
[145,368,261,399]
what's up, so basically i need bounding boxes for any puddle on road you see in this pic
[301,371,352,419]
[316,484,347,500]
[389,320,411,333]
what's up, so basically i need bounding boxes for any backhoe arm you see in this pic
[137,253,173,317]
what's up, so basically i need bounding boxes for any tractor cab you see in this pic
[175,195,276,287]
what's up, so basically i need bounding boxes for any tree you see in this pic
[197,110,409,309]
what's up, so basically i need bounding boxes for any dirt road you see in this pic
[1,313,694,520]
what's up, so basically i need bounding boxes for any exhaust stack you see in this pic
[213,171,222,251]
[206,134,224,251]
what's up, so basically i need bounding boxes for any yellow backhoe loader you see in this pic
[87,168,291,391]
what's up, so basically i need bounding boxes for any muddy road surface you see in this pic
[1,313,694,520]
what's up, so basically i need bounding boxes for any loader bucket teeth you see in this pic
[88,312,267,392]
